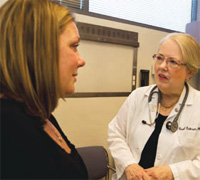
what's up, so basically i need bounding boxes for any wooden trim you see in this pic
[77,22,139,47]
[66,92,131,98]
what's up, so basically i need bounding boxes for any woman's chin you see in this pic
[61,88,75,97]
[68,87,76,94]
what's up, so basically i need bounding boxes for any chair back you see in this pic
[77,146,109,180]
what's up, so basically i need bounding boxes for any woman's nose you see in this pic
[78,56,85,68]
[159,59,168,69]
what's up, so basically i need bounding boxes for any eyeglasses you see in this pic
[153,54,186,69]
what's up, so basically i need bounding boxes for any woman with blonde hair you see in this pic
[0,0,87,179]
[108,33,200,180]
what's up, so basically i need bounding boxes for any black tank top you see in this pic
[139,114,167,168]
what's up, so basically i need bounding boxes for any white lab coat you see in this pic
[108,84,200,180]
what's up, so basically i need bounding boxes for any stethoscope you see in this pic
[142,82,189,132]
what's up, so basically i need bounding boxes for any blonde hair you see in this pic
[0,0,74,122]
[160,33,200,75]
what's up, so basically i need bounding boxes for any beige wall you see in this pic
[75,14,168,87]
[53,13,168,142]
[53,14,168,170]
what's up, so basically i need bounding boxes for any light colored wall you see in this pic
[53,14,168,170]
[53,97,126,147]
[75,40,134,93]
[0,0,5,6]
[75,14,168,87]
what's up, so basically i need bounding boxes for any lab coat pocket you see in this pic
[177,131,200,159]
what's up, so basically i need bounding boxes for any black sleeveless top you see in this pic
[139,114,167,168]
[1,99,88,179]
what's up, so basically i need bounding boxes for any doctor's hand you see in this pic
[145,165,174,180]
[125,163,151,180]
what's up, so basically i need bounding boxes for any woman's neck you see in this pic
[159,86,184,116]
[161,94,180,108]
[159,92,181,116]
[159,84,184,107]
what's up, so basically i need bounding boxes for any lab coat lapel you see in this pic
[148,93,159,124]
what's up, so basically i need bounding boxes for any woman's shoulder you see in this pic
[128,85,156,99]
[1,99,28,124]
[189,85,200,93]
[1,98,24,113]
[1,98,43,142]
[1,98,40,125]
[187,85,200,105]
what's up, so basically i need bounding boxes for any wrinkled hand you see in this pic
[125,163,151,180]
[145,165,174,180]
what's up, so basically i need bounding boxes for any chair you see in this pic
[77,146,113,180]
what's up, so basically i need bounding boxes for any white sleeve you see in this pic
[108,94,137,179]
[170,152,200,179]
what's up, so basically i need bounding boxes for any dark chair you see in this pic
[77,146,114,180]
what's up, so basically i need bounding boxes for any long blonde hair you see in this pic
[0,0,73,122]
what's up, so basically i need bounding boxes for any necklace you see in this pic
[44,119,71,154]
[160,100,178,111]
[46,120,63,142]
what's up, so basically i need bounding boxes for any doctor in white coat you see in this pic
[108,33,200,180]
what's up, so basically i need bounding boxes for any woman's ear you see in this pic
[185,69,194,82]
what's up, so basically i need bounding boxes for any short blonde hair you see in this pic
[159,33,200,75]
[0,0,73,122]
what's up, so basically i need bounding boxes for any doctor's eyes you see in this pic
[168,59,179,65]
[156,55,178,65]
[152,54,185,68]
